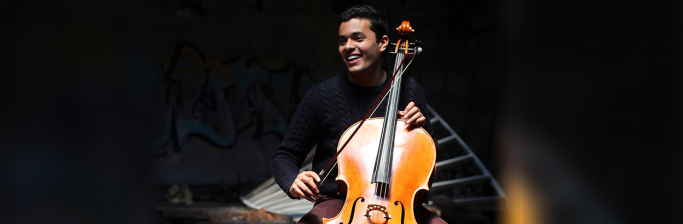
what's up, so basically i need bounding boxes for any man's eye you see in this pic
[339,40,347,45]
[355,37,364,40]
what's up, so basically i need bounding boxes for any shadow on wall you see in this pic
[153,40,316,158]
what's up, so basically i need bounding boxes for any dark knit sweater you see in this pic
[271,69,437,198]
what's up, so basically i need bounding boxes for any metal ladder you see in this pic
[426,104,506,205]
[240,104,506,216]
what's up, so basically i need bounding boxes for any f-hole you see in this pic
[343,197,365,224]
[394,201,406,224]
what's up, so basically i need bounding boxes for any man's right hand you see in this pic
[289,171,321,202]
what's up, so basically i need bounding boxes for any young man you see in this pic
[271,5,445,224]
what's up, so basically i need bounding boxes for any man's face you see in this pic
[338,18,388,75]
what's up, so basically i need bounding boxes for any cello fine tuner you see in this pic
[388,47,422,55]
[389,40,422,54]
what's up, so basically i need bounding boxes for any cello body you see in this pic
[322,118,436,224]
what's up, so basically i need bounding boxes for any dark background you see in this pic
[0,0,681,223]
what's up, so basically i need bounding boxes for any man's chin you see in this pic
[347,66,363,73]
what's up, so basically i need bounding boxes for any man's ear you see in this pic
[379,35,389,53]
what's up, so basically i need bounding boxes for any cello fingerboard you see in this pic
[371,52,405,188]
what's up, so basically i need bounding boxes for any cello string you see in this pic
[367,56,415,119]
[374,65,400,212]
[383,55,401,210]
[387,54,415,210]
[382,55,416,197]
[383,51,403,213]
[316,55,409,182]
[316,55,416,213]
[381,53,411,213]
[379,54,398,211]
[317,55,415,193]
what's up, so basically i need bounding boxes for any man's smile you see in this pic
[346,54,362,65]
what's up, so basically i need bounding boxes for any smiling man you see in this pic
[339,17,388,87]
[271,5,445,224]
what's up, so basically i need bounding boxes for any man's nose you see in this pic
[344,41,356,50]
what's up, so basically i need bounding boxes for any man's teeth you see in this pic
[347,55,360,60]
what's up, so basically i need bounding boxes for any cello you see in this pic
[319,21,435,224]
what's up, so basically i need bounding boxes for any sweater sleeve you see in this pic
[271,86,321,198]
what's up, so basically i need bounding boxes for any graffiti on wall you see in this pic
[153,41,316,157]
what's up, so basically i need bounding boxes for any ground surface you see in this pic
[157,202,292,224]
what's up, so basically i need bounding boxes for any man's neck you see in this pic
[347,65,386,87]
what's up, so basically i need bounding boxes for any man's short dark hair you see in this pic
[339,5,389,43]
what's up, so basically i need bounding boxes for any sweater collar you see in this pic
[340,67,392,95]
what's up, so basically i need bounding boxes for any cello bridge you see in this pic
[364,204,391,219]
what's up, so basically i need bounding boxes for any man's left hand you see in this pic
[398,102,425,128]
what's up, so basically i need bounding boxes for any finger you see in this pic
[295,183,315,202]
[292,187,304,199]
[415,116,426,127]
[405,115,414,126]
[302,176,320,194]
[303,171,321,183]
[405,108,420,124]
[294,184,315,202]
[298,181,317,200]
[404,106,420,120]
[290,182,301,197]
[302,194,316,203]
[406,112,423,128]
[403,102,415,116]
